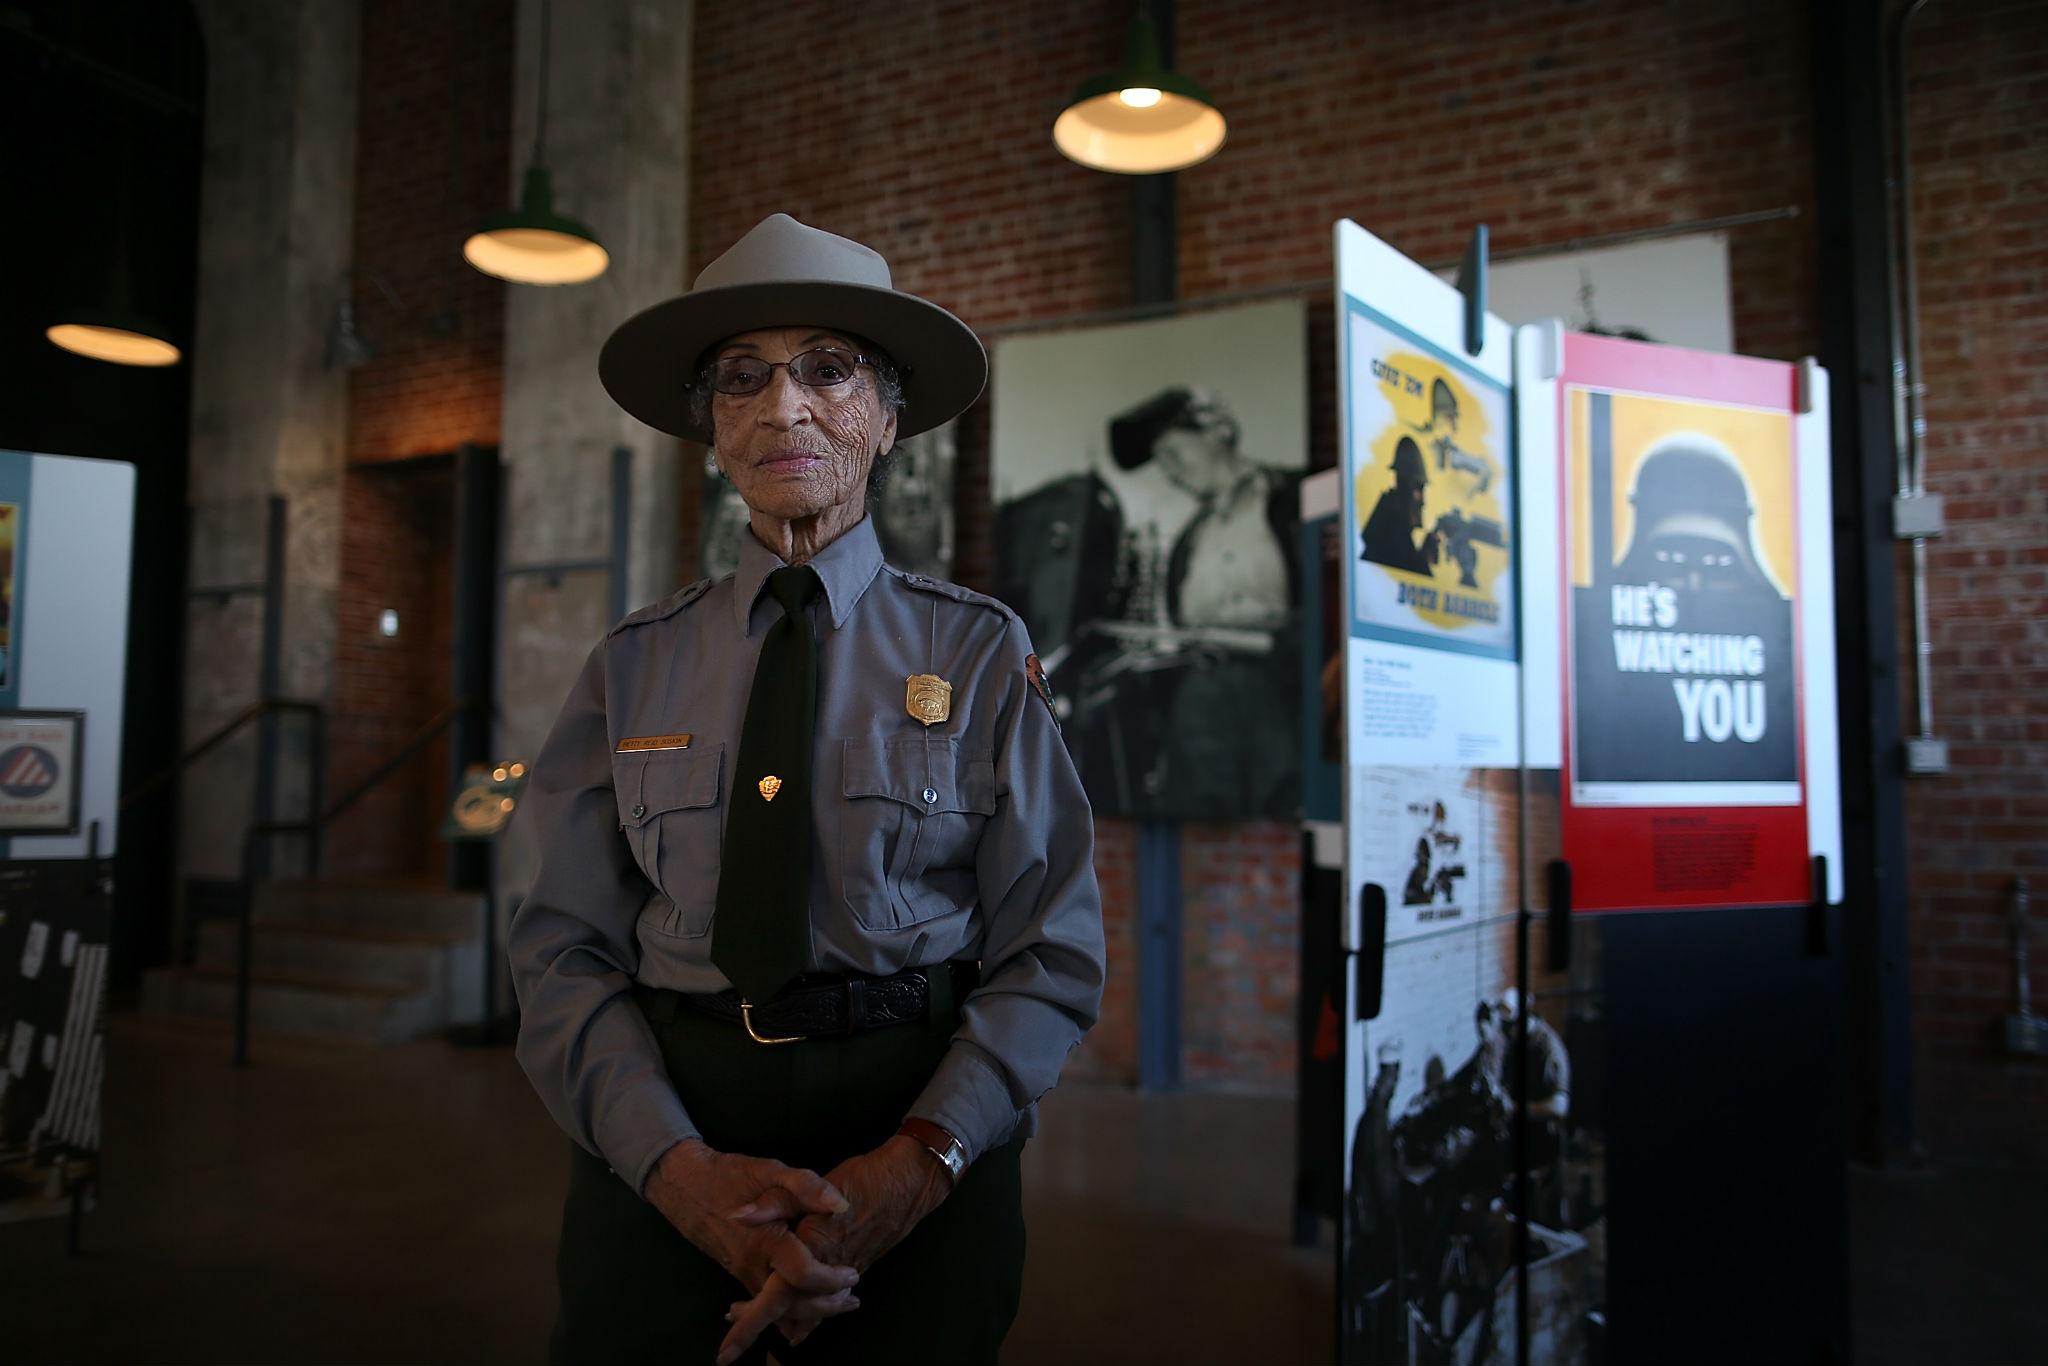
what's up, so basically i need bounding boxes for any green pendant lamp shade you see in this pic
[1053,12,1226,174]
[48,122,183,367]
[464,164,609,285]
[465,0,607,286]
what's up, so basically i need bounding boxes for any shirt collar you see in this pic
[732,514,885,636]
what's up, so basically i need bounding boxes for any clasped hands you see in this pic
[645,1135,952,1364]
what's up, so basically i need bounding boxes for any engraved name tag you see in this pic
[616,733,692,753]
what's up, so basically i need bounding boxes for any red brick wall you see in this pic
[329,0,512,878]
[346,0,512,464]
[1182,822,1303,1086]
[1174,0,1817,362]
[1897,0,2048,1164]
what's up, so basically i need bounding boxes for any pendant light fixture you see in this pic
[1053,9,1227,175]
[48,121,182,366]
[464,0,608,285]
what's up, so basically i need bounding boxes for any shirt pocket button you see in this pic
[614,746,726,938]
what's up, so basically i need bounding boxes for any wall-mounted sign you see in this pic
[444,760,529,841]
[0,712,81,837]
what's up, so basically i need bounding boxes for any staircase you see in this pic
[142,881,491,1044]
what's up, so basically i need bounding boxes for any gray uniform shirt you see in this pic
[510,515,1106,1194]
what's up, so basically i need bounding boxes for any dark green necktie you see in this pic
[711,565,821,1002]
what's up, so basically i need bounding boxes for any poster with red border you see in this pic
[1555,332,1835,913]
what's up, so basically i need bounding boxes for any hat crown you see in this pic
[692,213,894,294]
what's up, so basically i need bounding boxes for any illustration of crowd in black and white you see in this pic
[0,862,109,1219]
[1343,985,1604,1365]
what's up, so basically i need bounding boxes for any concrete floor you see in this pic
[0,1015,1330,1365]
[2,1016,2043,1365]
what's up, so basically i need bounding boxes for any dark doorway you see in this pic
[328,448,498,886]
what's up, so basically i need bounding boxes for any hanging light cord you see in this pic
[531,0,551,168]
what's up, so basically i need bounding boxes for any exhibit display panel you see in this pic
[1334,219,1553,1364]
[1514,330,1849,1362]
[0,451,135,1230]
[1336,223,1848,1362]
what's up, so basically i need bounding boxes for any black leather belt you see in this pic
[682,961,978,1044]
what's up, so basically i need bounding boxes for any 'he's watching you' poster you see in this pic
[1557,334,1820,912]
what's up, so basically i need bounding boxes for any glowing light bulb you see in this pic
[46,324,180,366]
[1118,87,1163,109]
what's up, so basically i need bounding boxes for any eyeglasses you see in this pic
[700,347,875,396]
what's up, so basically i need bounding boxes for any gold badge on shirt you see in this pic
[758,775,782,802]
[905,674,953,726]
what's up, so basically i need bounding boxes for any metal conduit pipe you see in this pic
[1888,0,1944,765]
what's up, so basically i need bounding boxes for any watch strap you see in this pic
[897,1117,966,1185]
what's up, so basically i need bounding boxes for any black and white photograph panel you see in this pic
[990,300,1309,820]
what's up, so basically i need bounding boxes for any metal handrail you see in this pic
[117,685,489,1064]
[229,692,485,1066]
[250,694,481,840]
[118,698,325,812]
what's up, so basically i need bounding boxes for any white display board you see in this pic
[1442,230,1736,354]
[1337,222,1519,798]
[0,453,136,859]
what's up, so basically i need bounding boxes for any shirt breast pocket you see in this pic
[841,735,995,932]
[614,744,725,939]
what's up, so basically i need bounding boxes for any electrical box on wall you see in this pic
[1892,492,1946,539]
[1904,735,1951,776]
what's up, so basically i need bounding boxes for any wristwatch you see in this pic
[897,1117,966,1186]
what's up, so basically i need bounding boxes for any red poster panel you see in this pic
[1557,333,1811,912]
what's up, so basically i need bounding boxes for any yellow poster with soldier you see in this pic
[0,502,16,689]
[1345,301,1516,661]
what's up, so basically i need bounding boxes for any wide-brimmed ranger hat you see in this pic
[599,213,986,444]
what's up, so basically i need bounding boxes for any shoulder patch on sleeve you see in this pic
[1026,652,1062,731]
[885,566,1020,624]
[608,578,717,636]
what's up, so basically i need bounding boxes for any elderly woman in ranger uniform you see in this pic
[509,213,1106,1366]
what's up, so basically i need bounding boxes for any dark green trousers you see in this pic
[551,980,1026,1366]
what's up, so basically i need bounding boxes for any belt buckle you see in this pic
[740,1001,804,1046]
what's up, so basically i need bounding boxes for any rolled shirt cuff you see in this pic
[599,1086,704,1196]
[908,1044,1019,1167]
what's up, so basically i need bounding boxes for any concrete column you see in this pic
[496,0,692,898]
[180,0,359,880]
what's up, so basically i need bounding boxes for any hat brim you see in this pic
[598,280,987,444]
